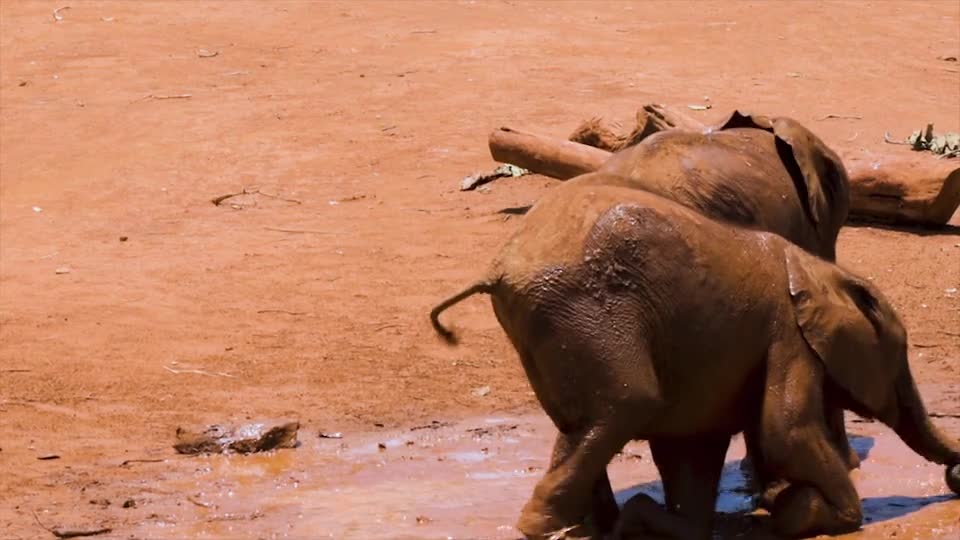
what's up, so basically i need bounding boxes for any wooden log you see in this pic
[488,127,960,226]
[845,154,960,225]
[488,126,610,180]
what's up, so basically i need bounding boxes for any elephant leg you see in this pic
[742,426,790,511]
[518,423,631,539]
[615,435,729,540]
[768,430,862,536]
[826,406,860,470]
[592,469,620,535]
[762,370,863,534]
[539,428,620,535]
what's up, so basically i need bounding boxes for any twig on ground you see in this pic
[53,7,71,22]
[816,114,862,121]
[213,187,302,206]
[119,458,164,467]
[844,132,859,142]
[373,323,401,332]
[32,510,111,539]
[187,496,215,508]
[929,412,960,419]
[163,366,236,378]
[263,227,346,235]
[410,29,437,34]
[0,368,31,373]
[257,309,308,315]
[883,132,911,145]
[211,190,246,206]
[134,93,193,103]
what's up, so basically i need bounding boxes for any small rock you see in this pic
[946,288,957,295]
[119,236,128,242]
[89,499,111,507]
[174,421,299,455]
[122,499,137,508]
[415,515,431,525]
[37,454,60,460]
[318,431,343,439]
[377,442,387,451]
[55,266,71,275]
[471,385,491,397]
[32,206,42,212]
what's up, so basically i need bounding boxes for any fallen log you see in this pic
[489,126,609,180]
[487,123,960,226]
[845,154,960,225]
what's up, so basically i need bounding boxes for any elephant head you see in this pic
[718,111,850,260]
[784,244,960,493]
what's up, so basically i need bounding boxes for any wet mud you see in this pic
[100,415,958,539]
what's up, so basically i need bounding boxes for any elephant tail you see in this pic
[430,279,498,345]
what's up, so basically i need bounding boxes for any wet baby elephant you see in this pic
[430,184,960,539]
[570,110,859,497]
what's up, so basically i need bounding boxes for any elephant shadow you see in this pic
[611,435,957,537]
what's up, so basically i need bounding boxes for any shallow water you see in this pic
[121,415,958,539]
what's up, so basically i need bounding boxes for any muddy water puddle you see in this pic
[118,415,958,539]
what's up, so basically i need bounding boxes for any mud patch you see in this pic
[106,415,960,539]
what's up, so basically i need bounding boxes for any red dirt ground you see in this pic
[1,1,958,538]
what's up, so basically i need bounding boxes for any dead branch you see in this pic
[816,114,863,121]
[119,458,164,467]
[187,496,215,508]
[212,187,301,206]
[134,93,193,103]
[163,365,236,378]
[263,226,346,235]
[32,511,111,539]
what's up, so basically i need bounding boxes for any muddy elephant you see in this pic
[592,110,850,261]
[579,111,858,495]
[430,184,960,539]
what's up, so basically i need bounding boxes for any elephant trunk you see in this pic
[890,368,960,467]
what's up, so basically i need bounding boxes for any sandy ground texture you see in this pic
[1,1,959,538]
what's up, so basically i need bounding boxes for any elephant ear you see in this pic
[717,111,849,244]
[783,245,898,414]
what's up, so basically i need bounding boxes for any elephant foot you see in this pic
[755,479,789,511]
[516,498,596,540]
[947,464,960,495]
[612,494,704,540]
[771,484,862,537]
[839,438,861,470]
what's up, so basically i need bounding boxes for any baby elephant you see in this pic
[430,184,960,539]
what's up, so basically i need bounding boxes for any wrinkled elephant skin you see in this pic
[430,185,958,539]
